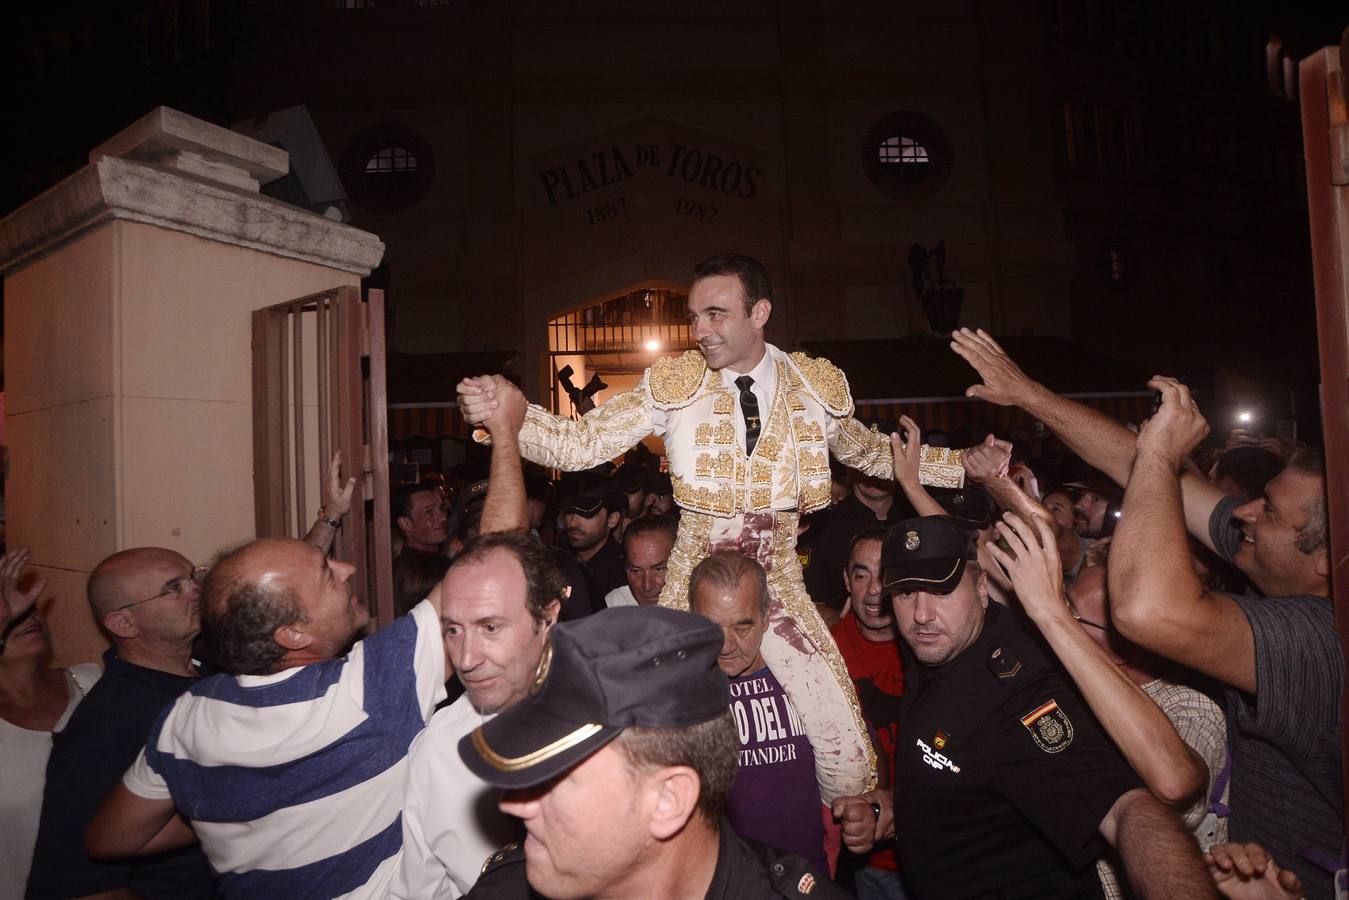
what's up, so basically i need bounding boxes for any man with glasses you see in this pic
[27,549,217,900]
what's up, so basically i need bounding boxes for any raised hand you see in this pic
[324,450,357,519]
[0,547,46,634]
[963,434,1013,483]
[482,375,527,438]
[890,415,925,489]
[1204,842,1304,900]
[456,376,499,426]
[950,328,1039,408]
[1136,376,1209,467]
[983,513,1066,625]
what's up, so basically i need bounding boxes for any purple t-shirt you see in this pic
[725,667,826,874]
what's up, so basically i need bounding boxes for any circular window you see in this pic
[863,112,953,199]
[340,123,436,213]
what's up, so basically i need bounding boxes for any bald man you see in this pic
[28,548,216,899]
[85,376,527,900]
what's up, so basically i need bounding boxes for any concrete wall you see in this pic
[5,221,360,667]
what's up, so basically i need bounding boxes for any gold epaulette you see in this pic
[648,351,708,405]
[789,352,851,415]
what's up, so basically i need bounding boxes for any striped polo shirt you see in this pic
[123,600,445,899]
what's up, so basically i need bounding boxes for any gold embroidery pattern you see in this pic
[792,416,825,444]
[658,512,713,612]
[764,510,879,793]
[750,487,772,510]
[695,423,712,446]
[755,433,782,461]
[712,420,735,445]
[830,415,894,479]
[919,446,967,489]
[648,351,707,405]
[694,451,735,480]
[798,449,829,476]
[790,352,851,414]
[672,474,736,517]
[800,479,833,513]
[751,461,774,485]
[788,392,806,411]
[712,392,735,415]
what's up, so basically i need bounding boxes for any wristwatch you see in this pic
[316,507,342,529]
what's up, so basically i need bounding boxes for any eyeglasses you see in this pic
[114,565,208,612]
[1064,595,1109,631]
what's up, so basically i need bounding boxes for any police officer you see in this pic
[831,516,1214,899]
[461,606,847,899]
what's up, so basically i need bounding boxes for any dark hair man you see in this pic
[393,480,450,555]
[461,606,847,899]
[458,252,968,804]
[834,516,1214,899]
[802,468,910,624]
[86,378,526,899]
[608,513,678,607]
[828,526,905,898]
[953,328,1341,896]
[26,549,215,900]
[560,483,627,597]
[690,551,828,876]
[394,531,567,898]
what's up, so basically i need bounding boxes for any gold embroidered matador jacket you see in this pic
[486,344,963,800]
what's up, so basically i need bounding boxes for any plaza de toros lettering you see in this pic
[535,141,762,206]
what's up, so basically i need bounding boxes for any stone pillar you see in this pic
[0,107,384,666]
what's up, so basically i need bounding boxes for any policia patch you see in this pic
[1020,699,1074,753]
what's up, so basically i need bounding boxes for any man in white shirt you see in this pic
[605,513,678,608]
[393,530,568,898]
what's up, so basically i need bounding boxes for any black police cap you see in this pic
[459,607,729,789]
[881,516,978,596]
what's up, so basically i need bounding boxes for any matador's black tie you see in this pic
[735,375,760,457]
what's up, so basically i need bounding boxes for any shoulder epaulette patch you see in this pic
[987,646,1022,683]
[789,352,850,414]
[480,841,523,875]
[648,351,707,404]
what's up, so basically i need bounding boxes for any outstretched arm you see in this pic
[475,375,529,535]
[951,328,1227,552]
[304,451,357,555]
[1109,378,1256,693]
[986,513,1206,806]
[458,376,657,472]
[1101,788,1217,899]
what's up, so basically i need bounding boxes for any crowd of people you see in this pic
[0,253,1340,900]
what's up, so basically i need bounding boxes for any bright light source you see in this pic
[1237,410,1253,423]
[645,339,660,351]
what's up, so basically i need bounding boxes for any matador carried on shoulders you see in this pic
[458,253,964,800]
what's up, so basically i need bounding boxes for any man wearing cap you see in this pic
[461,606,849,899]
[832,516,1213,899]
[560,483,627,597]
[459,252,966,802]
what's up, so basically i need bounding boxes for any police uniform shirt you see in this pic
[893,603,1142,900]
[465,818,849,900]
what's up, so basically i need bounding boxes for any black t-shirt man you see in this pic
[27,649,218,899]
[802,493,911,611]
[894,603,1142,899]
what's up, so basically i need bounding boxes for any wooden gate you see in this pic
[251,286,394,626]
[1299,35,1349,826]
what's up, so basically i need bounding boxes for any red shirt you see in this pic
[831,614,905,872]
